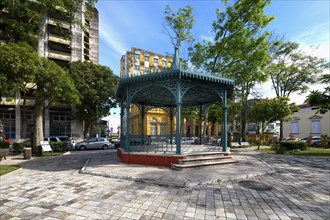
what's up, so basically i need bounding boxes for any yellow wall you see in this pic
[283,106,330,139]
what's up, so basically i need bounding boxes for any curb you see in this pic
[79,156,275,189]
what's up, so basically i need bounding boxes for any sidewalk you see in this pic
[80,146,274,188]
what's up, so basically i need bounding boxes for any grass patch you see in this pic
[291,148,330,156]
[256,148,275,153]
[0,165,21,176]
[257,147,330,156]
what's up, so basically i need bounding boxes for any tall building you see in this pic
[0,4,99,141]
[120,48,217,137]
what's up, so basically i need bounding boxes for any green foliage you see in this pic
[49,141,67,152]
[182,107,199,120]
[267,41,328,98]
[68,61,118,137]
[305,73,330,114]
[163,5,194,49]
[12,141,31,153]
[0,141,10,149]
[0,165,20,176]
[272,141,308,154]
[189,0,274,141]
[249,97,295,128]
[0,0,97,46]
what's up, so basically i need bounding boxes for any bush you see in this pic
[12,141,31,153]
[49,141,67,152]
[280,141,308,151]
[272,141,308,154]
[0,141,10,149]
[272,144,287,154]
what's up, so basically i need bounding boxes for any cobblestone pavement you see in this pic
[0,149,329,220]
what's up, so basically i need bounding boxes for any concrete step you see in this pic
[171,159,238,170]
[178,156,232,165]
[184,151,226,159]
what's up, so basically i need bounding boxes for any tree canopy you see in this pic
[305,73,330,114]
[162,5,194,51]
[267,41,328,98]
[69,61,118,138]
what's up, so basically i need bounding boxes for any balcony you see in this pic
[48,34,70,45]
[48,50,71,62]
[48,18,70,29]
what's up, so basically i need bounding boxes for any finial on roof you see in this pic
[170,46,180,70]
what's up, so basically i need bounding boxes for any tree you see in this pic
[162,5,194,52]
[189,0,274,141]
[1,0,97,153]
[249,97,296,149]
[266,41,328,138]
[305,73,330,114]
[69,61,118,138]
[0,43,79,154]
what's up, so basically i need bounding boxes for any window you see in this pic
[53,112,70,121]
[160,124,166,136]
[162,60,166,67]
[4,121,15,139]
[135,54,140,61]
[311,120,320,133]
[145,56,149,62]
[290,121,299,134]
[154,58,158,66]
[151,124,157,136]
[145,67,149,73]
[135,65,140,71]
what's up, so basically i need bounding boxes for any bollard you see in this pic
[24,147,32,159]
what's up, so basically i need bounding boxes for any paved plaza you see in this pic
[0,146,329,219]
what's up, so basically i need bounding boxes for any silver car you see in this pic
[75,137,110,150]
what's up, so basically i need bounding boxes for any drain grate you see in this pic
[239,180,272,191]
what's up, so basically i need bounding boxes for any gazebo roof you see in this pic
[116,68,234,108]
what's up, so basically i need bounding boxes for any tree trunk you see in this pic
[203,106,209,143]
[33,98,43,155]
[279,120,283,140]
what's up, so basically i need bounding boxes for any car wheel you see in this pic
[102,145,108,150]
[80,146,86,151]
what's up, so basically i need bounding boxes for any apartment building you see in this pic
[283,104,330,139]
[0,4,99,141]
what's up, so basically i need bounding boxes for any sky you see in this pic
[95,0,330,107]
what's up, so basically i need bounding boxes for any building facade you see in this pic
[283,104,330,139]
[0,4,99,141]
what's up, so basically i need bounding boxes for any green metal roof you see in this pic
[116,68,234,108]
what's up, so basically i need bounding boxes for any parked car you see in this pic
[44,136,69,143]
[75,137,110,150]
[311,136,322,146]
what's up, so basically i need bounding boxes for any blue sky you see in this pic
[96,0,329,105]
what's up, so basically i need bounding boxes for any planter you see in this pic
[0,148,10,160]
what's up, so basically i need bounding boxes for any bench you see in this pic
[231,142,241,147]
[241,142,250,147]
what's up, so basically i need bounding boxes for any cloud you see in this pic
[99,26,127,57]
[293,22,330,60]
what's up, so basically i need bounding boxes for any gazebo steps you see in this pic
[184,151,227,158]
[178,155,233,165]
[171,159,238,170]
[171,153,238,170]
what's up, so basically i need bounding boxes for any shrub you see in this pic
[49,141,67,152]
[272,141,308,154]
[271,144,287,154]
[0,141,10,149]
[12,141,31,153]
[280,141,308,151]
